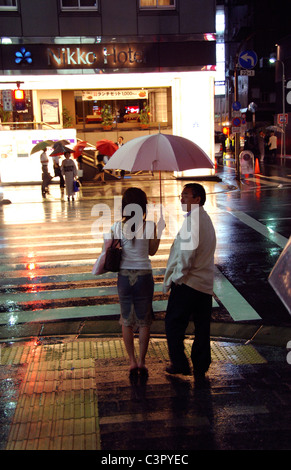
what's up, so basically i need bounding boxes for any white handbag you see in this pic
[92,236,112,275]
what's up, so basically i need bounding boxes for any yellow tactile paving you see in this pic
[2,337,267,450]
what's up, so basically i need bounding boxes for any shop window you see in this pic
[60,0,98,10]
[0,0,18,9]
[139,0,175,9]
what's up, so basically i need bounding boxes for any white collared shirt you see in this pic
[163,206,216,295]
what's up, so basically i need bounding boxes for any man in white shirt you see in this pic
[268,132,277,162]
[40,148,52,197]
[163,183,216,380]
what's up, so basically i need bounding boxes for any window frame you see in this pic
[60,0,98,11]
[0,0,18,11]
[139,0,176,10]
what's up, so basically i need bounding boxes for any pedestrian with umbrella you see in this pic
[73,140,88,182]
[40,146,52,198]
[61,150,78,202]
[96,139,118,178]
[52,154,65,191]
[110,187,163,380]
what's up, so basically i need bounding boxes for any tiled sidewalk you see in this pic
[1,337,290,450]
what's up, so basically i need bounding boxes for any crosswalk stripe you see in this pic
[0,215,259,326]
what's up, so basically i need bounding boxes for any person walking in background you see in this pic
[110,187,163,380]
[268,131,277,163]
[94,153,106,183]
[115,136,125,178]
[40,147,52,198]
[61,151,77,201]
[52,154,65,191]
[117,136,124,148]
[258,131,265,162]
[163,183,216,384]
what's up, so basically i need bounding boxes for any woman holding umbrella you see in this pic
[61,150,78,201]
[113,188,163,380]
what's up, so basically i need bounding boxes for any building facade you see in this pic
[0,0,217,183]
[220,0,291,156]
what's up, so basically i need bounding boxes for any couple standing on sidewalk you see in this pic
[101,183,216,383]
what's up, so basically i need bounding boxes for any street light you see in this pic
[269,47,286,161]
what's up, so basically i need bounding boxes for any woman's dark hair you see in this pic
[121,187,147,238]
[122,187,147,220]
[184,183,206,206]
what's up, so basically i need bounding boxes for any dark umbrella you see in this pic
[49,144,73,156]
[52,139,71,147]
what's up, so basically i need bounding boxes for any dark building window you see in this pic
[139,0,175,9]
[0,0,17,9]
[60,0,98,10]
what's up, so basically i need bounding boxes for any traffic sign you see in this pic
[238,50,258,69]
[240,69,255,76]
[232,117,241,127]
[232,101,241,111]
[278,114,288,125]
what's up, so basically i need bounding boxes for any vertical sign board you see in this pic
[1,90,13,111]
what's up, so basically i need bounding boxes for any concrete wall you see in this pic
[0,0,215,37]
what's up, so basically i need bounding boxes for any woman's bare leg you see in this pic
[122,325,138,370]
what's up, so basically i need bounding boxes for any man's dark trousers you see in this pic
[165,283,212,374]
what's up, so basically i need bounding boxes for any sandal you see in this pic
[138,367,148,378]
[129,367,139,378]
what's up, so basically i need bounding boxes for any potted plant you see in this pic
[139,101,150,129]
[62,106,73,128]
[0,104,12,128]
[101,104,113,130]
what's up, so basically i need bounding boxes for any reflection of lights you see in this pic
[204,33,216,41]
[27,284,39,293]
[267,226,275,234]
[27,262,36,270]
[8,315,18,326]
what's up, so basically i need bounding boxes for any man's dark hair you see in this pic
[184,183,206,206]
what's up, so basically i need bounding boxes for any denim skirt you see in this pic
[117,269,154,327]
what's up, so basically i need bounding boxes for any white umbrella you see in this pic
[104,133,214,203]
[266,125,284,133]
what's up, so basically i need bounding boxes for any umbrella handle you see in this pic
[159,170,163,215]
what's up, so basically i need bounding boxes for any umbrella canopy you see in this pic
[30,140,54,155]
[266,125,284,133]
[52,139,71,147]
[96,139,118,157]
[49,144,74,157]
[104,133,214,172]
[73,141,88,158]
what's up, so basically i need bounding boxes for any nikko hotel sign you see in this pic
[0,41,215,73]
[47,44,146,68]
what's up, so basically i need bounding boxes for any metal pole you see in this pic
[281,60,286,162]
[276,45,286,162]
[234,60,240,181]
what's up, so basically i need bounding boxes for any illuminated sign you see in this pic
[47,45,146,68]
[82,89,148,100]
[15,47,32,64]
[0,41,215,72]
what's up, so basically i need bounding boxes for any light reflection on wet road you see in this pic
[0,165,291,341]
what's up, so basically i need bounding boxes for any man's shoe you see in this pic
[166,364,191,375]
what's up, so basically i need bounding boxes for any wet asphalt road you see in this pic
[0,160,290,340]
[0,159,290,452]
